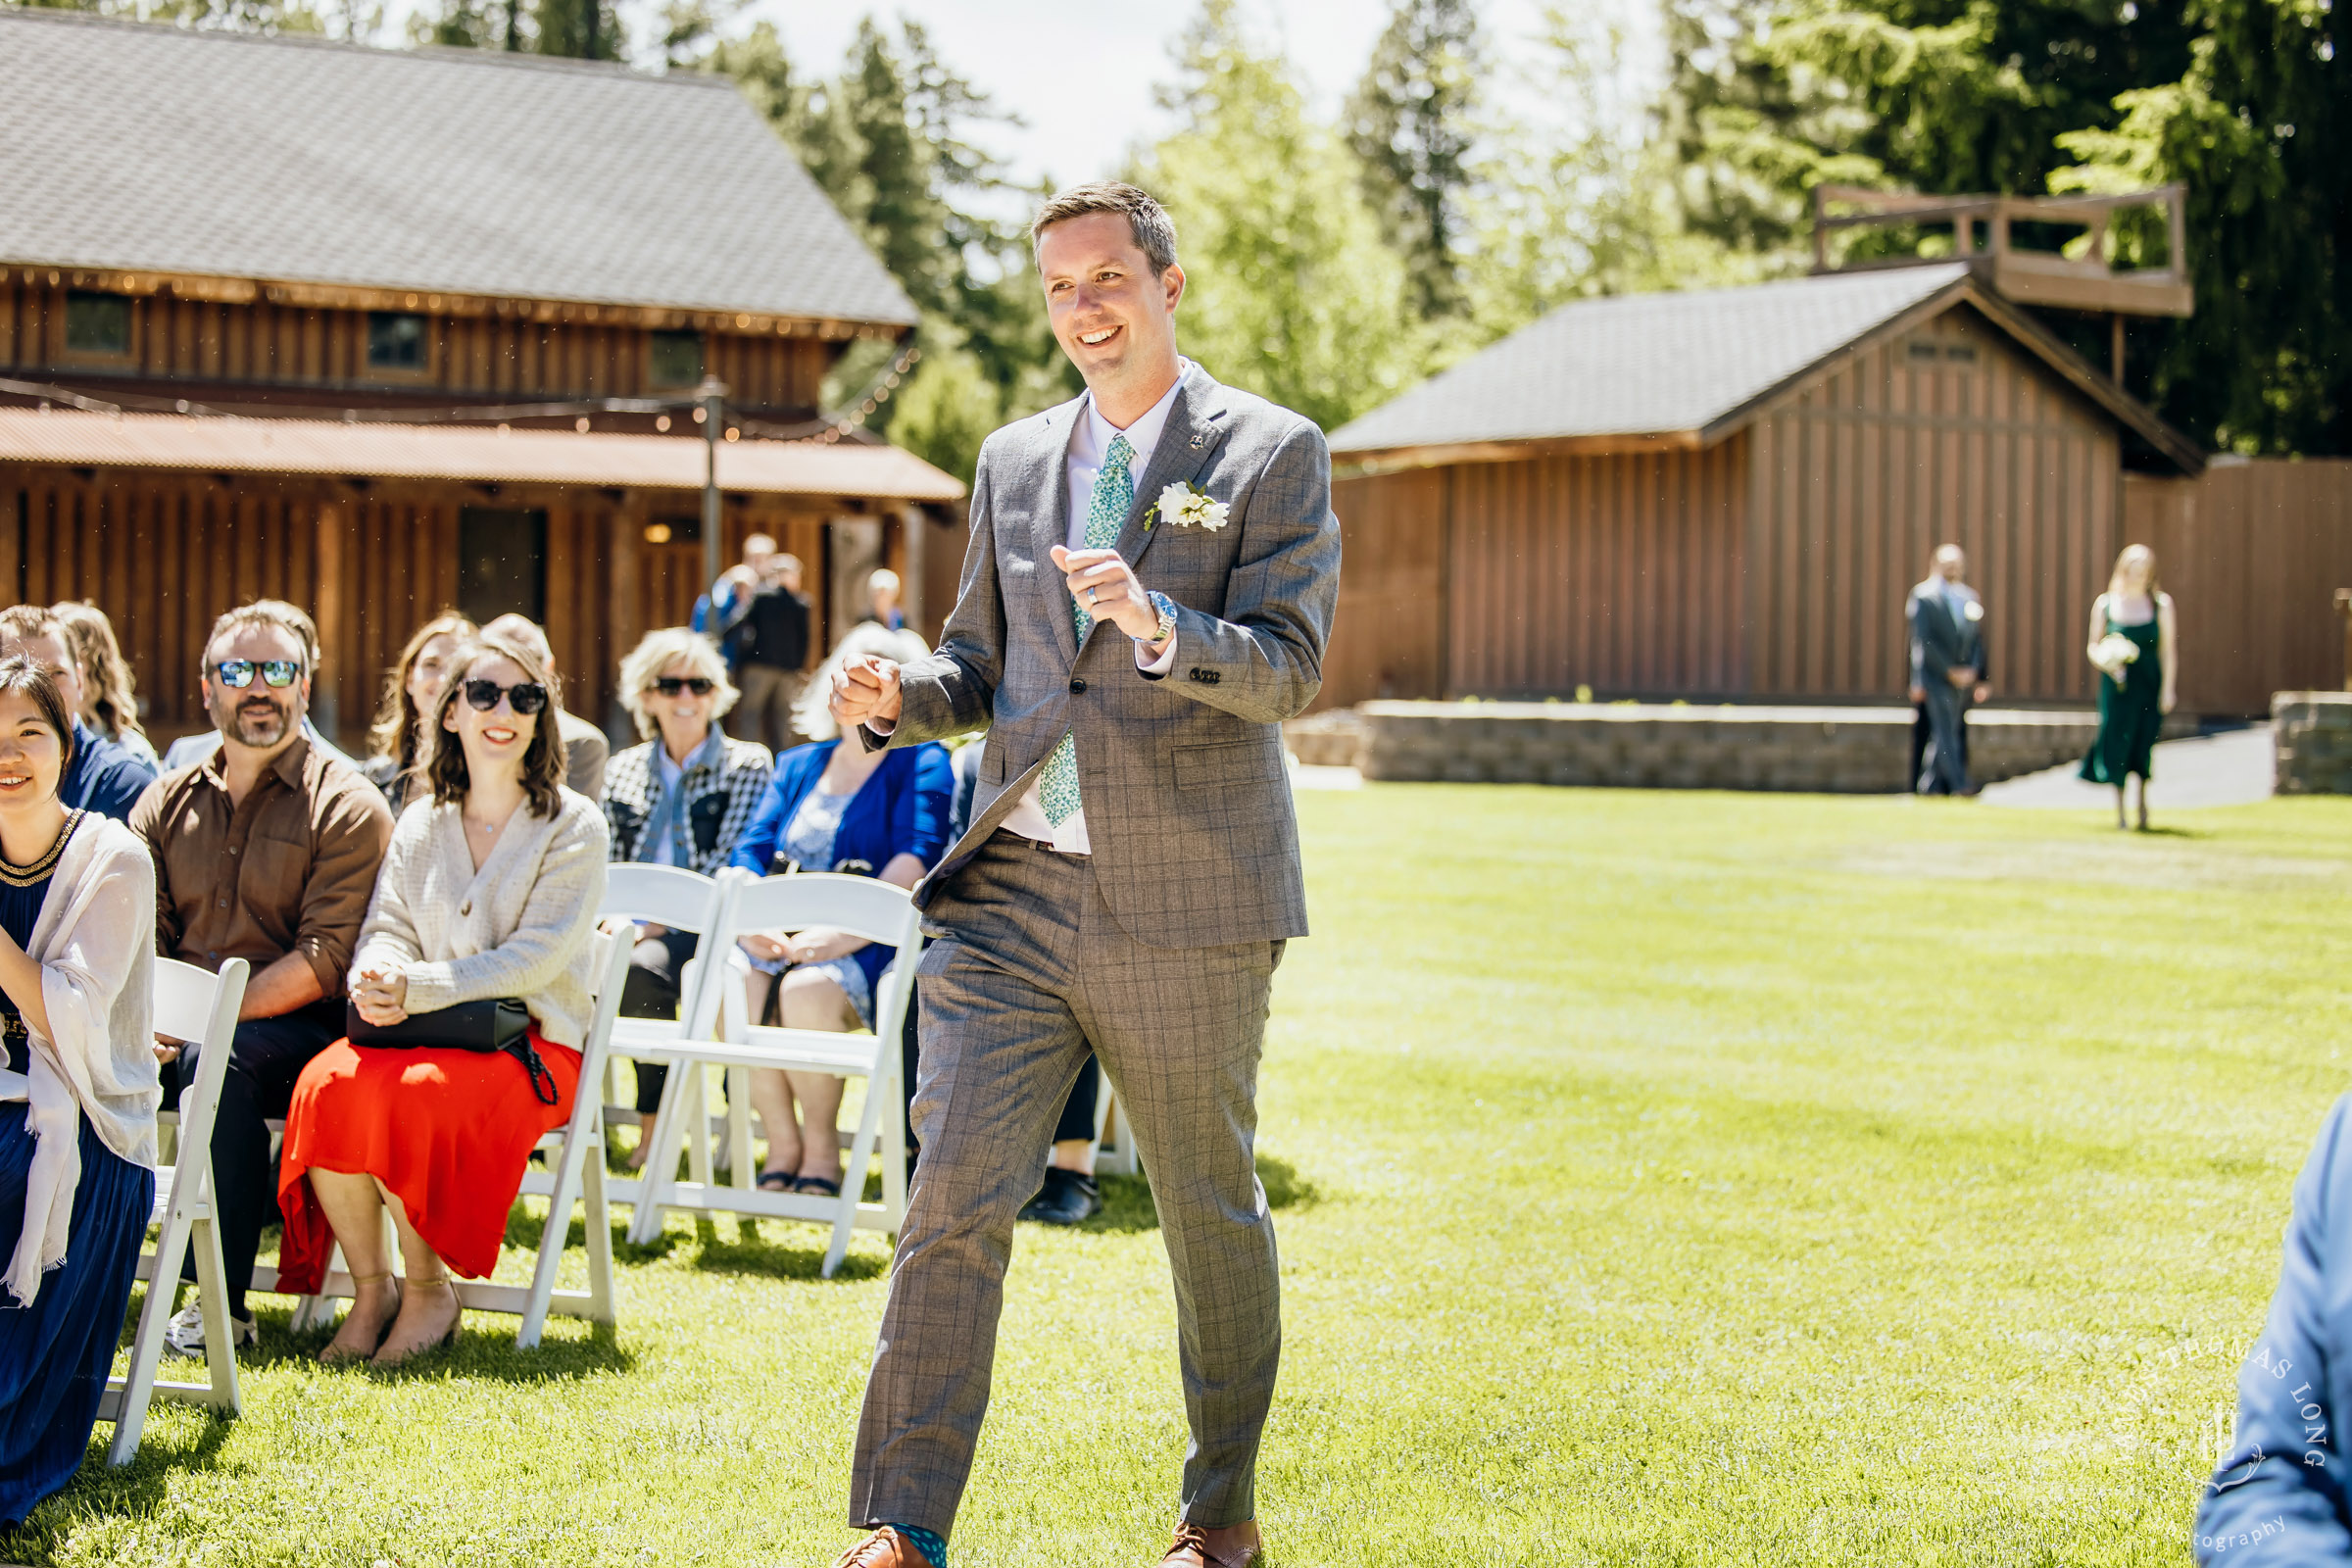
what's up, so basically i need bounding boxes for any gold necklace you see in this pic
[0,809,82,889]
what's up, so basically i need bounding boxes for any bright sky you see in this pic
[368,0,1664,205]
[719,0,1568,193]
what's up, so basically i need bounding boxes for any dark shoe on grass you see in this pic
[1019,1166,1100,1225]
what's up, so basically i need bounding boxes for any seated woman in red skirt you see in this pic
[276,631,609,1365]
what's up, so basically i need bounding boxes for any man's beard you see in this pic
[213,692,294,748]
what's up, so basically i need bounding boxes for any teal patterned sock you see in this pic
[887,1524,947,1567]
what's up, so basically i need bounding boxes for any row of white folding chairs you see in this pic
[619,865,922,1278]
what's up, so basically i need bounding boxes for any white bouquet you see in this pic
[2092,632,2140,678]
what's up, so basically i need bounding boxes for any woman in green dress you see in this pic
[2079,543,2178,830]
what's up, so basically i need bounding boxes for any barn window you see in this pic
[650,329,704,388]
[64,292,131,357]
[368,312,426,369]
[1943,343,1980,364]
[1906,341,1941,364]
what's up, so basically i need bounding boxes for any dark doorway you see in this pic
[457,508,547,626]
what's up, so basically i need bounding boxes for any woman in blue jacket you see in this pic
[729,625,951,1199]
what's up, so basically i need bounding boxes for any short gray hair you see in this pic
[618,626,739,740]
[1030,181,1179,275]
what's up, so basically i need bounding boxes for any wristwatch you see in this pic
[1136,589,1178,649]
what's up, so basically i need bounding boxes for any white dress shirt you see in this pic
[994,363,1192,853]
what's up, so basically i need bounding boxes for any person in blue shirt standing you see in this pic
[0,607,155,820]
[728,623,951,1199]
[692,532,777,672]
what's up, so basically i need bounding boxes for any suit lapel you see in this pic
[1025,399,1082,664]
[1117,369,1233,572]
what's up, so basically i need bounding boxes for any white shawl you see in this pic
[4,815,158,1306]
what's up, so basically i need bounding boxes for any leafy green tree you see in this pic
[1663,0,2195,264]
[1459,3,1729,347]
[2054,0,2348,453]
[1132,0,1418,432]
[1345,0,1481,320]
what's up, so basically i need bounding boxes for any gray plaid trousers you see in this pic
[849,835,1283,1539]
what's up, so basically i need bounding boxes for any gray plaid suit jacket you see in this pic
[873,365,1341,949]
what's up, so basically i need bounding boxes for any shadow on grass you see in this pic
[1074,1154,1324,1235]
[685,1218,889,1282]
[0,1403,239,1563]
[254,1299,634,1382]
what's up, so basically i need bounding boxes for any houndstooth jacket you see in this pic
[601,734,774,877]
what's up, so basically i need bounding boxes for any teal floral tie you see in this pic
[1038,432,1135,827]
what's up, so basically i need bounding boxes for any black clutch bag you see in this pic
[346,998,558,1105]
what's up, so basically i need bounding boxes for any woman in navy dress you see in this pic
[0,657,158,1524]
[730,625,952,1199]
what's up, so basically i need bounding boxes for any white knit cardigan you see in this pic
[6,814,158,1305]
[353,788,609,1047]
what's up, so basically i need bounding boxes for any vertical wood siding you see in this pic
[1440,439,1750,699]
[2125,460,2352,714]
[1324,467,1448,708]
[1745,308,2121,703]
[0,467,865,751]
[1,273,835,414]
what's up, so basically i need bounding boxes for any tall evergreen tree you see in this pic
[2055,0,2350,453]
[1345,0,1481,320]
[1135,0,1417,430]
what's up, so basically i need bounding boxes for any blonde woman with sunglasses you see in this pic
[272,633,608,1366]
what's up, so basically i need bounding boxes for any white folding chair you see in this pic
[270,931,637,1348]
[101,956,250,1464]
[592,864,738,1213]
[625,869,920,1277]
[1094,1089,1140,1178]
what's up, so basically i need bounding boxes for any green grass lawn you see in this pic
[7,786,2350,1567]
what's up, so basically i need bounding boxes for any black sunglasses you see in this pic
[652,676,715,697]
[463,678,550,715]
[215,659,302,689]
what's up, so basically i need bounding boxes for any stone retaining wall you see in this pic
[1324,701,2176,792]
[2274,692,2352,795]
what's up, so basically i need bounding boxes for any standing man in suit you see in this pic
[825,182,1340,1568]
[1906,543,1991,796]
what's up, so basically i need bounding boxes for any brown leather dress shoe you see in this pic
[1159,1519,1262,1567]
[829,1527,925,1567]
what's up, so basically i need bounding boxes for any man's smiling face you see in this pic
[1037,211,1184,389]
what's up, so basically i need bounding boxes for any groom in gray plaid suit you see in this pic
[825,182,1341,1568]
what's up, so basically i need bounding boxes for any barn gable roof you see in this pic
[0,8,917,328]
[1329,265,2202,475]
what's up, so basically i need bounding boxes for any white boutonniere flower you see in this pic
[1962,599,1984,622]
[1146,481,1231,532]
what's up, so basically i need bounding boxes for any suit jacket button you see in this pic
[1069,677,1086,694]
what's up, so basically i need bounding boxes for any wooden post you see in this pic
[901,503,925,639]
[2336,588,2352,691]
[2111,314,2126,385]
[313,498,350,745]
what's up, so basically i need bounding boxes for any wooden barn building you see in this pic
[1321,261,2242,713]
[0,9,964,743]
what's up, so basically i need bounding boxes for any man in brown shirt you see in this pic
[130,599,393,1354]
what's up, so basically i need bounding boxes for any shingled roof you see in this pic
[1330,264,2202,473]
[0,9,917,328]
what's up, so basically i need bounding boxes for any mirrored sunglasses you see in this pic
[215,659,302,689]
[463,678,550,715]
[652,676,715,697]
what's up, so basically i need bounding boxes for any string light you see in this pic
[0,335,926,449]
